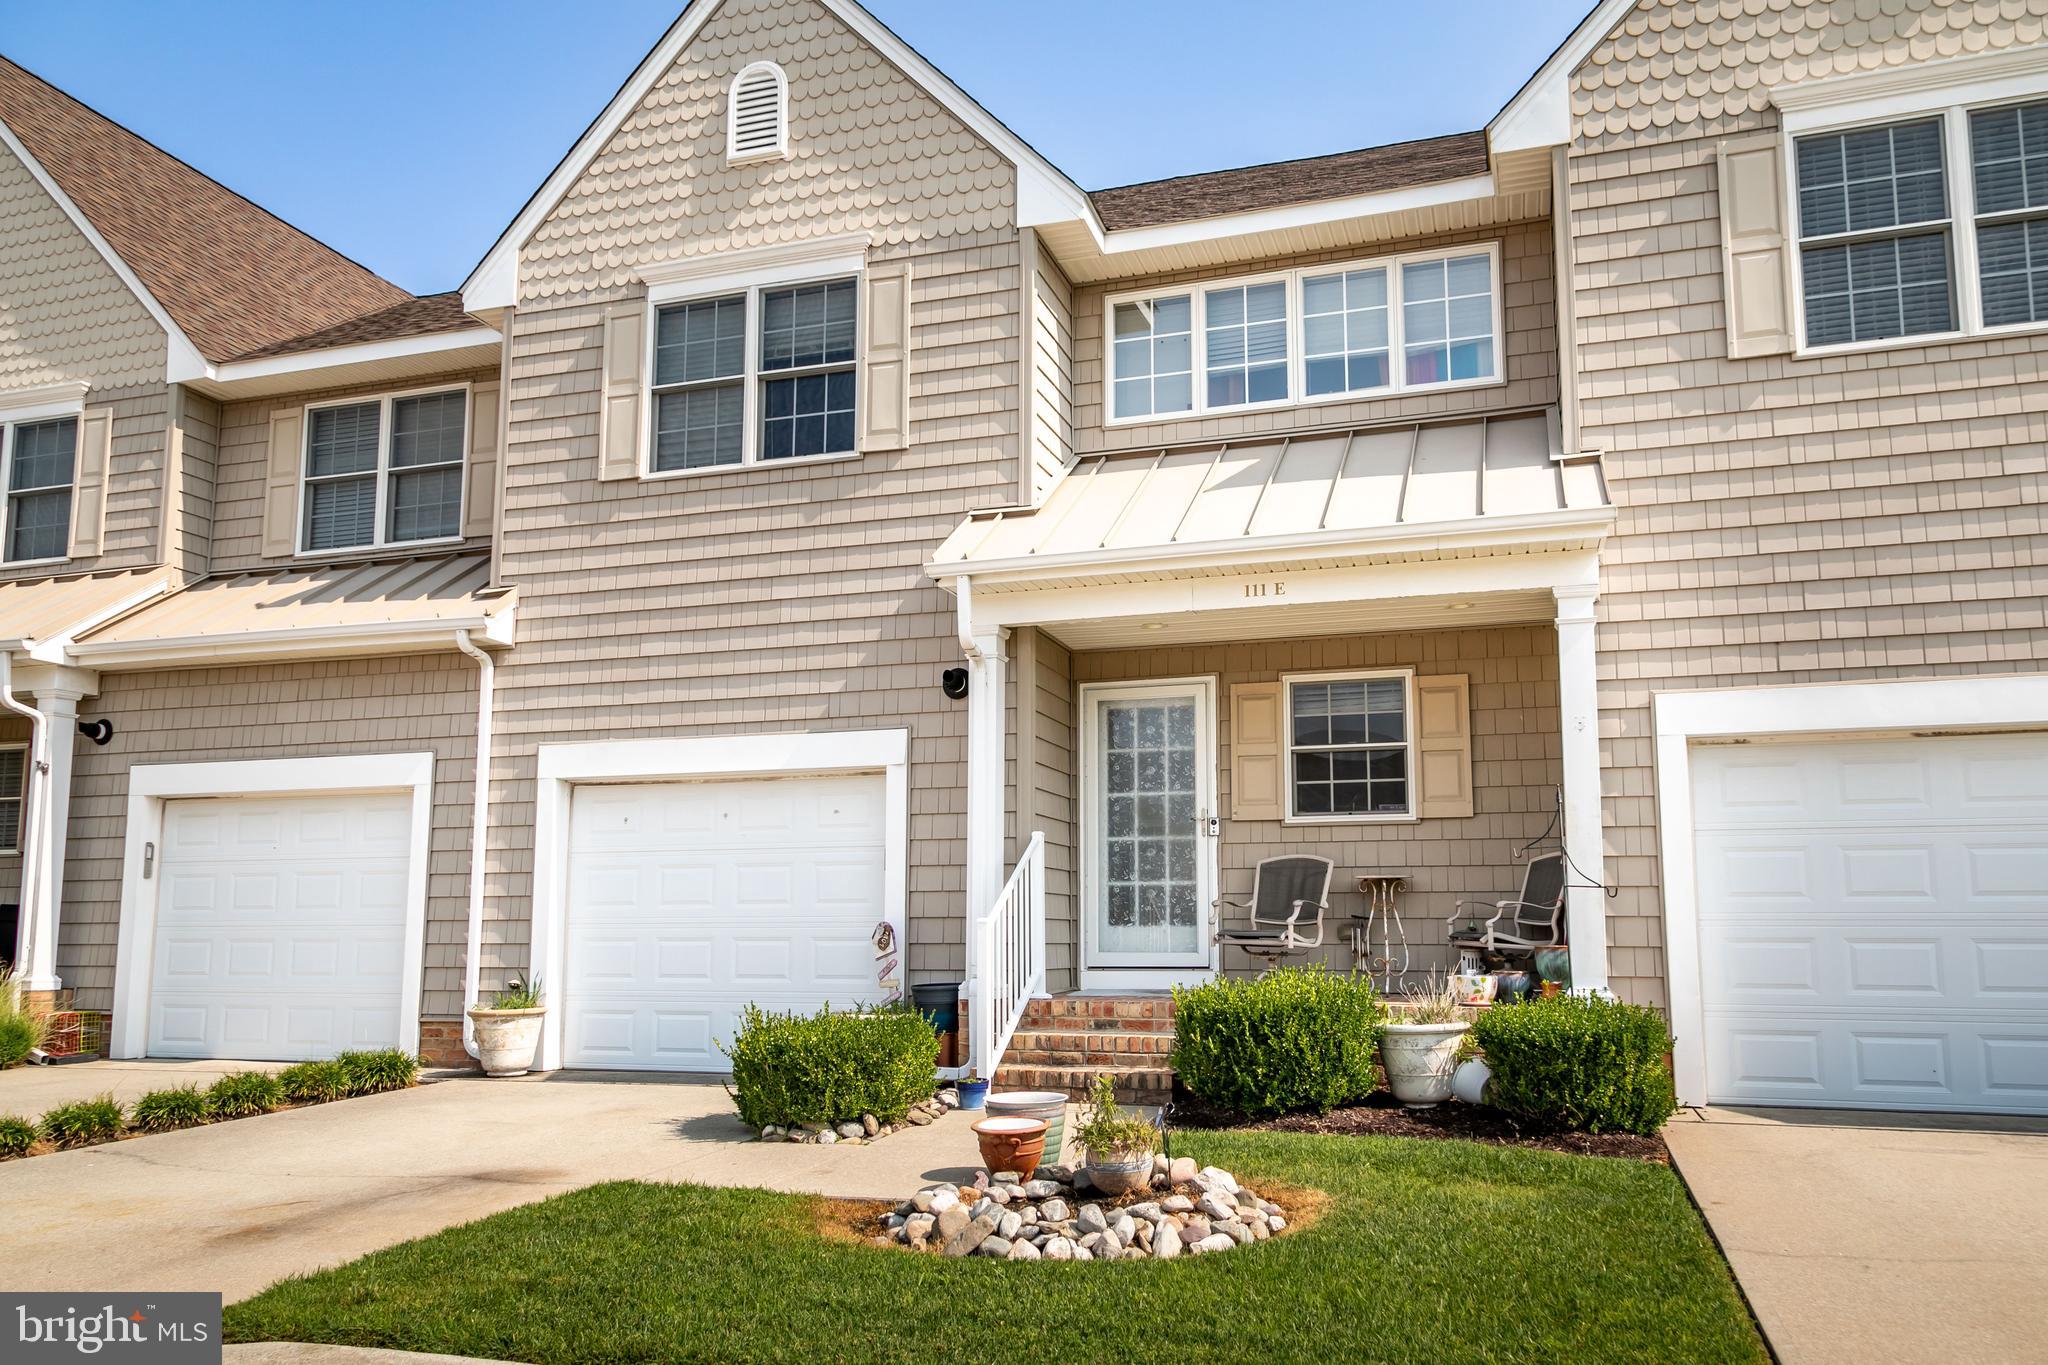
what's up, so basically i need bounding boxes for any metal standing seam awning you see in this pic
[0,568,178,660]
[930,409,1615,648]
[68,552,515,668]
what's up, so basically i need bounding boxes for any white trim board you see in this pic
[206,328,502,390]
[528,728,912,1072]
[1651,673,2048,1108]
[0,115,209,383]
[460,0,1091,311]
[1489,0,1640,153]
[109,751,439,1061]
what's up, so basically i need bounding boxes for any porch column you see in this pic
[963,626,1009,951]
[9,665,94,993]
[1553,584,1609,992]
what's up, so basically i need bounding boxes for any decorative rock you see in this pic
[904,1108,933,1126]
[1197,1192,1236,1222]
[935,1204,970,1243]
[1161,1194,1194,1214]
[1195,1233,1237,1255]
[1071,1167,1096,1193]
[1124,1247,1147,1260]
[970,1198,996,1221]
[998,1210,1023,1240]
[936,1089,961,1109]
[1249,1220,1270,1241]
[1038,1165,1074,1184]
[1132,1220,1154,1246]
[1021,1179,1061,1199]
[1257,1199,1280,1216]
[1219,1220,1252,1245]
[816,1129,838,1145]
[1072,1246,1093,1261]
[1098,1230,1122,1258]
[1017,1205,1039,1224]
[1043,1237,1075,1261]
[977,1236,1012,1259]
[1111,1213,1136,1244]
[1078,1232,1103,1253]
[1040,1198,1070,1222]
[1152,1153,1170,1174]
[1008,1238,1041,1260]
[1152,1226,1180,1259]
[834,1122,863,1140]
[1198,1166,1238,1193]
[926,1188,960,1215]
[884,1213,906,1230]
[1181,1216,1212,1244]
[1124,1203,1160,1222]
[1076,1204,1108,1235]
[992,1170,1023,1183]
[861,1114,880,1136]
[943,1212,999,1259]
[1168,1156,1199,1184]
[1269,1215,1288,1232]
[840,1137,866,1146]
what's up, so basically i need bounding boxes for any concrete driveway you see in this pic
[1665,1106,2048,1365]
[0,1072,989,1303]
[0,1059,290,1112]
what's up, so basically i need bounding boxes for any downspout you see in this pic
[454,629,495,1060]
[955,575,981,658]
[0,651,48,984]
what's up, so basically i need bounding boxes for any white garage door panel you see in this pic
[1695,734,2048,1114]
[147,793,411,1061]
[564,774,888,1071]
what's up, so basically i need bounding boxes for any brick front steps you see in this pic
[994,994,1176,1103]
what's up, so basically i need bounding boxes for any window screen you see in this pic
[759,278,857,460]
[1797,120,1955,345]
[5,416,75,563]
[1290,677,1410,817]
[1972,100,2048,327]
[653,295,746,471]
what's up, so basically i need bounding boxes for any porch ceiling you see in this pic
[1039,586,1556,650]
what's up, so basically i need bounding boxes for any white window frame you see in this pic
[1782,56,2048,357]
[1102,241,1505,428]
[296,382,471,558]
[642,253,864,480]
[1280,667,1419,825]
[0,386,85,569]
[726,61,791,166]
[0,741,25,856]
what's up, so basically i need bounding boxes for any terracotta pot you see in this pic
[971,1115,1048,1177]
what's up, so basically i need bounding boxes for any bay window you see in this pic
[1106,243,1501,424]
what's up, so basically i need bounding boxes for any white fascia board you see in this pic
[930,504,1617,586]
[1488,0,1640,154]
[0,114,213,383]
[1085,173,1498,259]
[460,0,1094,312]
[208,327,502,387]
[70,615,505,669]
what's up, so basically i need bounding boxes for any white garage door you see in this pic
[562,773,887,1071]
[1693,733,2048,1114]
[148,792,411,1060]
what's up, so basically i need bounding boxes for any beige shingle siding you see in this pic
[0,138,165,393]
[1066,626,1563,977]
[518,0,1015,305]
[1028,241,1075,502]
[1567,0,2048,1008]
[56,654,480,1017]
[488,0,1024,983]
[1071,219,1559,455]
[207,368,499,573]
[166,388,220,578]
[1023,630,1077,989]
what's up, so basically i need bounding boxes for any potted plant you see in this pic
[1072,1075,1159,1195]
[1381,974,1471,1107]
[467,975,545,1077]
[955,1069,990,1110]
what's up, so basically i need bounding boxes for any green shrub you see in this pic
[0,1114,36,1158]
[278,1059,351,1104]
[336,1049,419,1096]
[1072,1075,1158,1158]
[1170,965,1383,1117]
[1471,993,1678,1136]
[131,1085,211,1133]
[0,978,49,1068]
[40,1094,124,1148]
[205,1071,283,1119]
[723,1003,938,1130]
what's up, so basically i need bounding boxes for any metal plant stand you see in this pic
[1349,871,1411,994]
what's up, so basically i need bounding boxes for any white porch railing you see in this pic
[967,830,1046,1079]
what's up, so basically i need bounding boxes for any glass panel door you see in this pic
[1084,680,1215,968]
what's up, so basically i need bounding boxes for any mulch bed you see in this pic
[1167,1087,1669,1163]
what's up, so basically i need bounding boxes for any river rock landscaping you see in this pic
[876,1157,1290,1260]
[757,1086,959,1145]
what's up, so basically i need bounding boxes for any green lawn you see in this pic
[226,1130,1764,1365]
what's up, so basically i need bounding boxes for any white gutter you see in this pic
[0,653,49,986]
[454,629,495,1061]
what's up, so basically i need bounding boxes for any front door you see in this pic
[1081,679,1218,976]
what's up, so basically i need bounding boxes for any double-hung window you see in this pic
[1791,93,2048,349]
[1284,670,1414,821]
[0,745,23,854]
[301,388,466,554]
[2,414,76,565]
[650,275,858,472]
[1106,244,1501,424]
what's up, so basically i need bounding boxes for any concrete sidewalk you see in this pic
[1665,1106,2048,1365]
[0,1072,987,1303]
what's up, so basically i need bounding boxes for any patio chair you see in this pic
[1214,855,1333,971]
[1446,853,1567,963]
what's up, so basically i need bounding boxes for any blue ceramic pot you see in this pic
[957,1078,990,1110]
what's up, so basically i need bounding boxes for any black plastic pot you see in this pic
[910,981,961,1037]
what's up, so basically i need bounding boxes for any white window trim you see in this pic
[726,60,791,166]
[108,751,438,1061]
[527,728,911,1072]
[1280,667,1420,825]
[1,393,83,570]
[0,740,24,856]
[641,258,864,480]
[1101,241,1506,429]
[1651,673,2048,1108]
[297,382,472,559]
[1781,57,2048,357]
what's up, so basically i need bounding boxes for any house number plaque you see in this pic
[1241,580,1287,599]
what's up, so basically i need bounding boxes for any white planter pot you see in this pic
[466,1006,545,1077]
[1381,1021,1471,1107]
[1450,1057,1493,1106]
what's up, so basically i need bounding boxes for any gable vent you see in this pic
[727,61,789,164]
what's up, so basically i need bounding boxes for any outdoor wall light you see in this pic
[77,719,113,746]
[941,667,969,700]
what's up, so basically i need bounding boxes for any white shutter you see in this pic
[727,62,788,164]
[1718,133,1796,358]
[463,382,500,540]
[599,300,646,482]
[68,407,112,560]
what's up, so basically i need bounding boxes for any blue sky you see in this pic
[0,0,1590,295]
